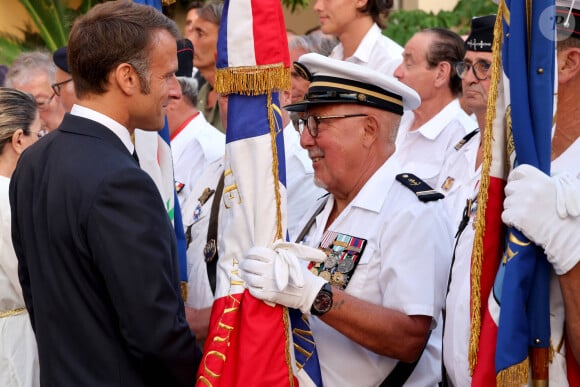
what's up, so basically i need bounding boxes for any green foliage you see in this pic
[384,0,499,46]
[0,0,104,65]
[282,0,309,12]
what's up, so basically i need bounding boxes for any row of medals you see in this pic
[310,251,355,288]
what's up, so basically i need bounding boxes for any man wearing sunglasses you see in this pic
[52,46,76,112]
[239,53,454,386]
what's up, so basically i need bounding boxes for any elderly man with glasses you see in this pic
[239,53,454,386]
[5,50,66,132]
[51,46,76,112]
[440,15,498,386]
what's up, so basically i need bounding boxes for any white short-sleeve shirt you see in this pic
[330,24,403,76]
[395,99,477,188]
[298,156,453,386]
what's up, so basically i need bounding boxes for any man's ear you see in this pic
[558,47,580,84]
[114,63,139,95]
[434,61,452,88]
[362,114,379,148]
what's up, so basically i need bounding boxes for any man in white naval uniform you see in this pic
[393,28,477,189]
[445,9,580,385]
[166,39,224,207]
[239,53,453,386]
[441,15,494,386]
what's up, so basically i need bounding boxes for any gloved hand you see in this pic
[502,164,580,275]
[239,240,328,314]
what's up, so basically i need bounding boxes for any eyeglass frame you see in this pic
[291,113,368,138]
[453,60,492,81]
[51,78,73,97]
[35,93,56,112]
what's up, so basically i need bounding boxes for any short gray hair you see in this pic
[177,77,199,106]
[5,50,56,88]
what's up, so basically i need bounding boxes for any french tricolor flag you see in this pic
[197,0,322,386]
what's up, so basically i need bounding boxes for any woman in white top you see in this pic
[0,87,43,387]
[314,0,403,75]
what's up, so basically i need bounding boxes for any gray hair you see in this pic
[0,87,38,154]
[289,35,311,52]
[305,32,339,57]
[177,77,199,106]
[4,50,56,88]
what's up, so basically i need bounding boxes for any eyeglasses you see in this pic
[291,113,368,138]
[35,93,56,112]
[454,60,492,81]
[29,129,48,139]
[51,78,73,97]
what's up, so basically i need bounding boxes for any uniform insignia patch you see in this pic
[309,232,367,290]
[198,187,215,206]
[441,176,455,192]
[396,173,445,202]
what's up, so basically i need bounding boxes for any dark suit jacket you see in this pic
[10,114,201,386]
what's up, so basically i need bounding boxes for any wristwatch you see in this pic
[311,282,333,316]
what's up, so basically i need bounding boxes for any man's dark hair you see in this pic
[68,0,179,98]
[358,0,394,29]
[423,28,465,96]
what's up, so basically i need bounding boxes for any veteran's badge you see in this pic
[309,231,367,290]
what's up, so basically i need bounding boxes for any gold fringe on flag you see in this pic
[497,357,529,386]
[468,3,507,375]
[215,64,291,96]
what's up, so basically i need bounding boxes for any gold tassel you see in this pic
[215,64,291,95]
[496,357,529,386]
[468,3,507,374]
[267,91,284,241]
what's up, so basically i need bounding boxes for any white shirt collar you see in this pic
[70,104,134,153]
[416,99,462,140]
[348,155,401,213]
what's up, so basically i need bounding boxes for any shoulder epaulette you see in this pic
[454,128,480,150]
[396,173,445,202]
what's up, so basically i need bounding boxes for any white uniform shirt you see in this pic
[298,156,453,386]
[437,130,481,228]
[283,123,326,240]
[444,138,580,386]
[171,113,225,207]
[182,158,225,310]
[0,176,39,387]
[329,23,403,76]
[395,99,477,188]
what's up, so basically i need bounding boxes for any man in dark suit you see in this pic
[9,1,201,385]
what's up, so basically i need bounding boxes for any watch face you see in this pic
[313,290,332,315]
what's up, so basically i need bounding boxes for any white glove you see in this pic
[239,240,328,314]
[554,172,580,218]
[502,164,580,275]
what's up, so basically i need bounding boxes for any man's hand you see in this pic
[239,241,328,314]
[502,164,580,274]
